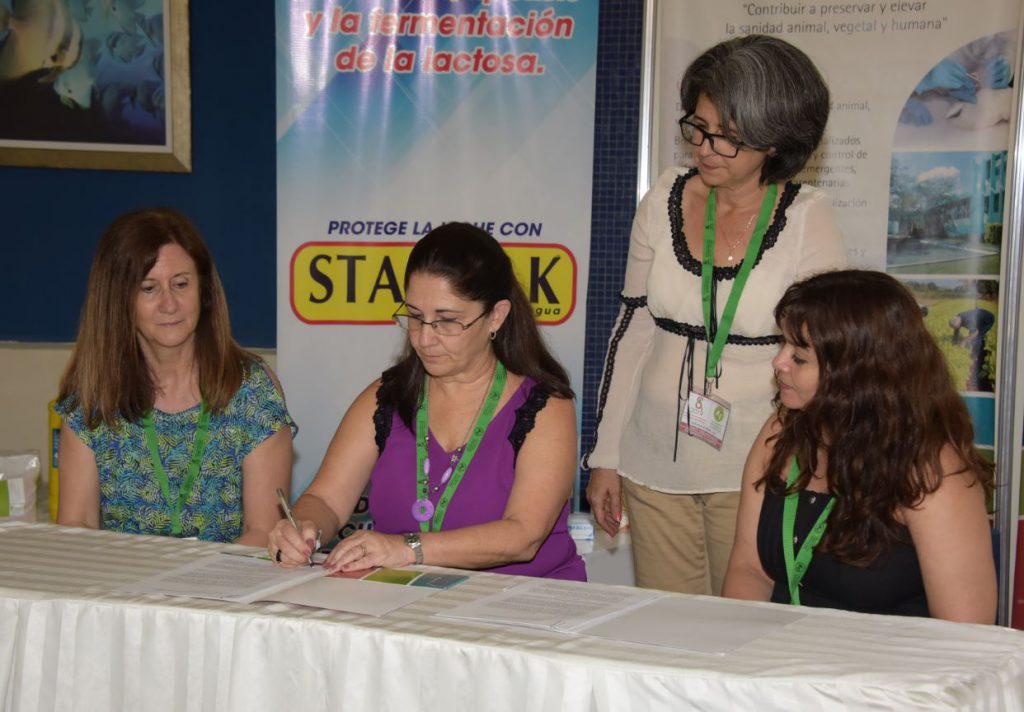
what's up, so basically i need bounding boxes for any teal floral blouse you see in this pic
[59,362,296,542]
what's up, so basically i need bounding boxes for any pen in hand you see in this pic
[276,487,316,567]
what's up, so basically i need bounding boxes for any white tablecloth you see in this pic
[1,522,1022,711]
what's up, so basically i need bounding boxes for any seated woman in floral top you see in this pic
[57,208,295,544]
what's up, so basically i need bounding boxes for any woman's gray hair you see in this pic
[679,35,829,184]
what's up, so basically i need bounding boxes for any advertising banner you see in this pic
[275,1,599,528]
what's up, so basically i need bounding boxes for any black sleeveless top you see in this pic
[757,486,930,617]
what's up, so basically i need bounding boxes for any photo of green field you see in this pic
[901,278,998,393]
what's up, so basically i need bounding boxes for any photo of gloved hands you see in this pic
[916,58,981,103]
[898,31,1015,132]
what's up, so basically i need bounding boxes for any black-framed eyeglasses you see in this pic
[678,117,745,158]
[392,305,489,336]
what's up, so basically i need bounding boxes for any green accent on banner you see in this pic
[0,481,9,518]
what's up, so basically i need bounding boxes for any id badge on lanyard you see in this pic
[678,183,777,451]
[679,387,732,450]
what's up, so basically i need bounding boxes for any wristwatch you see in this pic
[403,532,423,565]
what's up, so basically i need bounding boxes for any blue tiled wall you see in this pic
[580,4,645,503]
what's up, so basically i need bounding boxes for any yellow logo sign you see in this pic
[291,242,576,325]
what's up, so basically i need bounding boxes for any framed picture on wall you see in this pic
[0,0,191,172]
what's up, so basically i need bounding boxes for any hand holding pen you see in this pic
[273,488,321,567]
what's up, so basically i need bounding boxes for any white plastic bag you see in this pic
[0,450,41,522]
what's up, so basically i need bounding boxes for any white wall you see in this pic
[0,344,72,470]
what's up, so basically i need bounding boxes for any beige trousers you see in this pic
[621,478,740,595]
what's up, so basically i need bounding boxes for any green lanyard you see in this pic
[142,403,211,537]
[782,458,835,606]
[414,362,507,533]
[700,183,778,384]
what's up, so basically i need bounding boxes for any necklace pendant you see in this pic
[727,254,734,262]
[412,498,435,522]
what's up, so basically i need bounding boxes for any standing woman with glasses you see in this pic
[584,35,847,595]
[269,223,585,580]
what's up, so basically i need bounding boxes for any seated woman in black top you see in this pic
[723,270,996,623]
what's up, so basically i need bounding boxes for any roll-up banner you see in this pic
[276,2,599,529]
[646,1,1022,622]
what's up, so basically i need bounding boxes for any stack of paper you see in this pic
[117,553,455,616]
[438,579,806,654]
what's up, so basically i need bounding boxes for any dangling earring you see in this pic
[489,330,497,341]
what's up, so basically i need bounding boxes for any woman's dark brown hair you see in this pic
[761,269,993,565]
[379,222,574,427]
[59,208,251,427]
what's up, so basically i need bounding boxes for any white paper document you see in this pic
[437,578,663,632]
[118,553,442,615]
[263,576,436,616]
[117,552,329,604]
[438,579,805,654]
[582,596,806,654]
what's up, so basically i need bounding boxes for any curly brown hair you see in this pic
[760,270,993,565]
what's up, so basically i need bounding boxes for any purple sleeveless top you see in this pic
[369,375,586,581]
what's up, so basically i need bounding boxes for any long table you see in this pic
[2,521,1022,711]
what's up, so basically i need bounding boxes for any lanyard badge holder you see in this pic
[679,184,777,450]
[413,363,507,532]
[680,388,732,450]
[143,403,211,537]
[782,458,834,605]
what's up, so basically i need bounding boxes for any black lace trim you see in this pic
[668,168,800,280]
[373,378,394,455]
[581,301,640,469]
[653,317,783,346]
[507,384,550,464]
[374,376,552,462]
